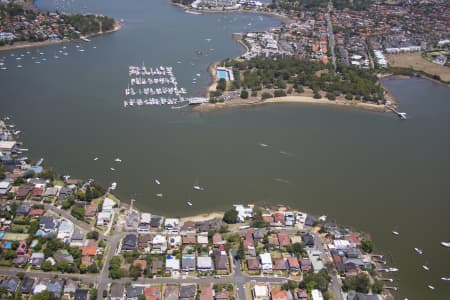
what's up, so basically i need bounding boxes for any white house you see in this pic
[197,256,213,271]
[152,234,167,254]
[102,197,115,213]
[165,256,180,272]
[165,218,180,233]
[97,211,112,226]
[233,204,254,222]
[311,289,324,300]
[0,141,16,154]
[252,283,269,300]
[259,253,273,271]
[57,219,74,242]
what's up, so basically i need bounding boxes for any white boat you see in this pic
[17,65,23,68]
[187,201,193,206]
[318,215,327,222]
[93,157,99,161]
[259,143,269,147]
[392,230,399,236]
[427,285,435,290]
[440,242,450,248]
[110,167,115,171]
[414,247,423,255]
[36,158,44,166]
[386,267,399,272]
[155,179,161,185]
[441,277,450,281]
[114,158,122,163]
[110,182,117,190]
[422,265,430,271]
[156,193,163,197]
[193,185,204,191]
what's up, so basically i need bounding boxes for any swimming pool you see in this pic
[3,241,12,249]
[0,231,4,240]
[217,69,229,80]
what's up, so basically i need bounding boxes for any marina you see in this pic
[123,64,188,107]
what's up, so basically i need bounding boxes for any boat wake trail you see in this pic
[171,103,189,109]
[273,178,291,184]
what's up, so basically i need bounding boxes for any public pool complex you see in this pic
[216,67,234,81]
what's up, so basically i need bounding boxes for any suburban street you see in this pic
[326,1,337,68]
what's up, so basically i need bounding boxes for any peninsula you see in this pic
[171,0,450,112]
[0,117,402,300]
[0,1,120,51]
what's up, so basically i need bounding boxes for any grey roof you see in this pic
[182,255,196,270]
[71,228,84,241]
[122,234,137,250]
[21,277,35,294]
[302,233,314,246]
[16,203,31,215]
[40,216,56,230]
[126,286,144,298]
[0,277,19,293]
[110,283,124,298]
[74,289,89,300]
[164,286,179,300]
[150,215,162,227]
[304,215,316,226]
[58,186,73,200]
[180,284,196,299]
[47,280,63,296]
[347,291,382,300]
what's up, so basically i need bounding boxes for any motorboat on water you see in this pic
[414,247,423,255]
[93,157,99,161]
[110,182,117,190]
[110,167,115,171]
[427,285,435,290]
[155,179,160,185]
[259,143,269,147]
[114,158,122,163]
[193,185,204,191]
[440,242,450,248]
[441,277,450,281]
[36,158,44,166]
[156,193,163,197]
[422,265,430,271]
[392,230,399,236]
[187,201,193,206]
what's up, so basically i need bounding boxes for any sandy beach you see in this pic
[180,211,224,222]
[194,94,389,112]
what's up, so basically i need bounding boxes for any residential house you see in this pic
[168,235,181,249]
[138,213,151,233]
[57,218,74,242]
[294,289,308,300]
[214,248,229,272]
[197,256,213,271]
[252,283,269,300]
[215,291,229,300]
[102,197,116,212]
[16,203,31,215]
[16,185,33,200]
[110,283,124,300]
[285,211,295,226]
[182,254,196,272]
[54,249,74,264]
[277,232,290,248]
[287,257,300,272]
[197,233,208,245]
[28,208,45,218]
[138,234,152,252]
[57,186,73,201]
[311,289,324,300]
[253,230,264,243]
[133,259,147,276]
[126,286,144,300]
[13,255,28,266]
[268,234,280,248]
[122,234,137,251]
[70,228,85,247]
[260,253,273,272]
[199,286,213,300]
[0,181,11,196]
[47,280,63,298]
[151,234,167,254]
[81,245,97,256]
[64,280,77,294]
[182,235,196,245]
[39,216,57,235]
[14,240,27,256]
[247,257,260,271]
[179,284,196,300]
[302,233,314,247]
[31,252,45,268]
[273,258,287,272]
[74,289,89,300]
[300,257,312,272]
[150,215,163,231]
[20,277,35,294]
[273,212,285,226]
[31,186,44,200]
[43,186,58,200]
[165,218,180,233]
[271,288,292,300]
[165,255,180,273]
[150,259,163,275]
[347,291,382,300]
[164,286,179,300]
[84,204,97,218]
[126,211,139,231]
[97,211,112,226]
[33,279,49,295]
[144,286,161,300]
[0,277,19,295]
[180,220,196,234]
[233,204,254,222]
[212,232,224,245]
